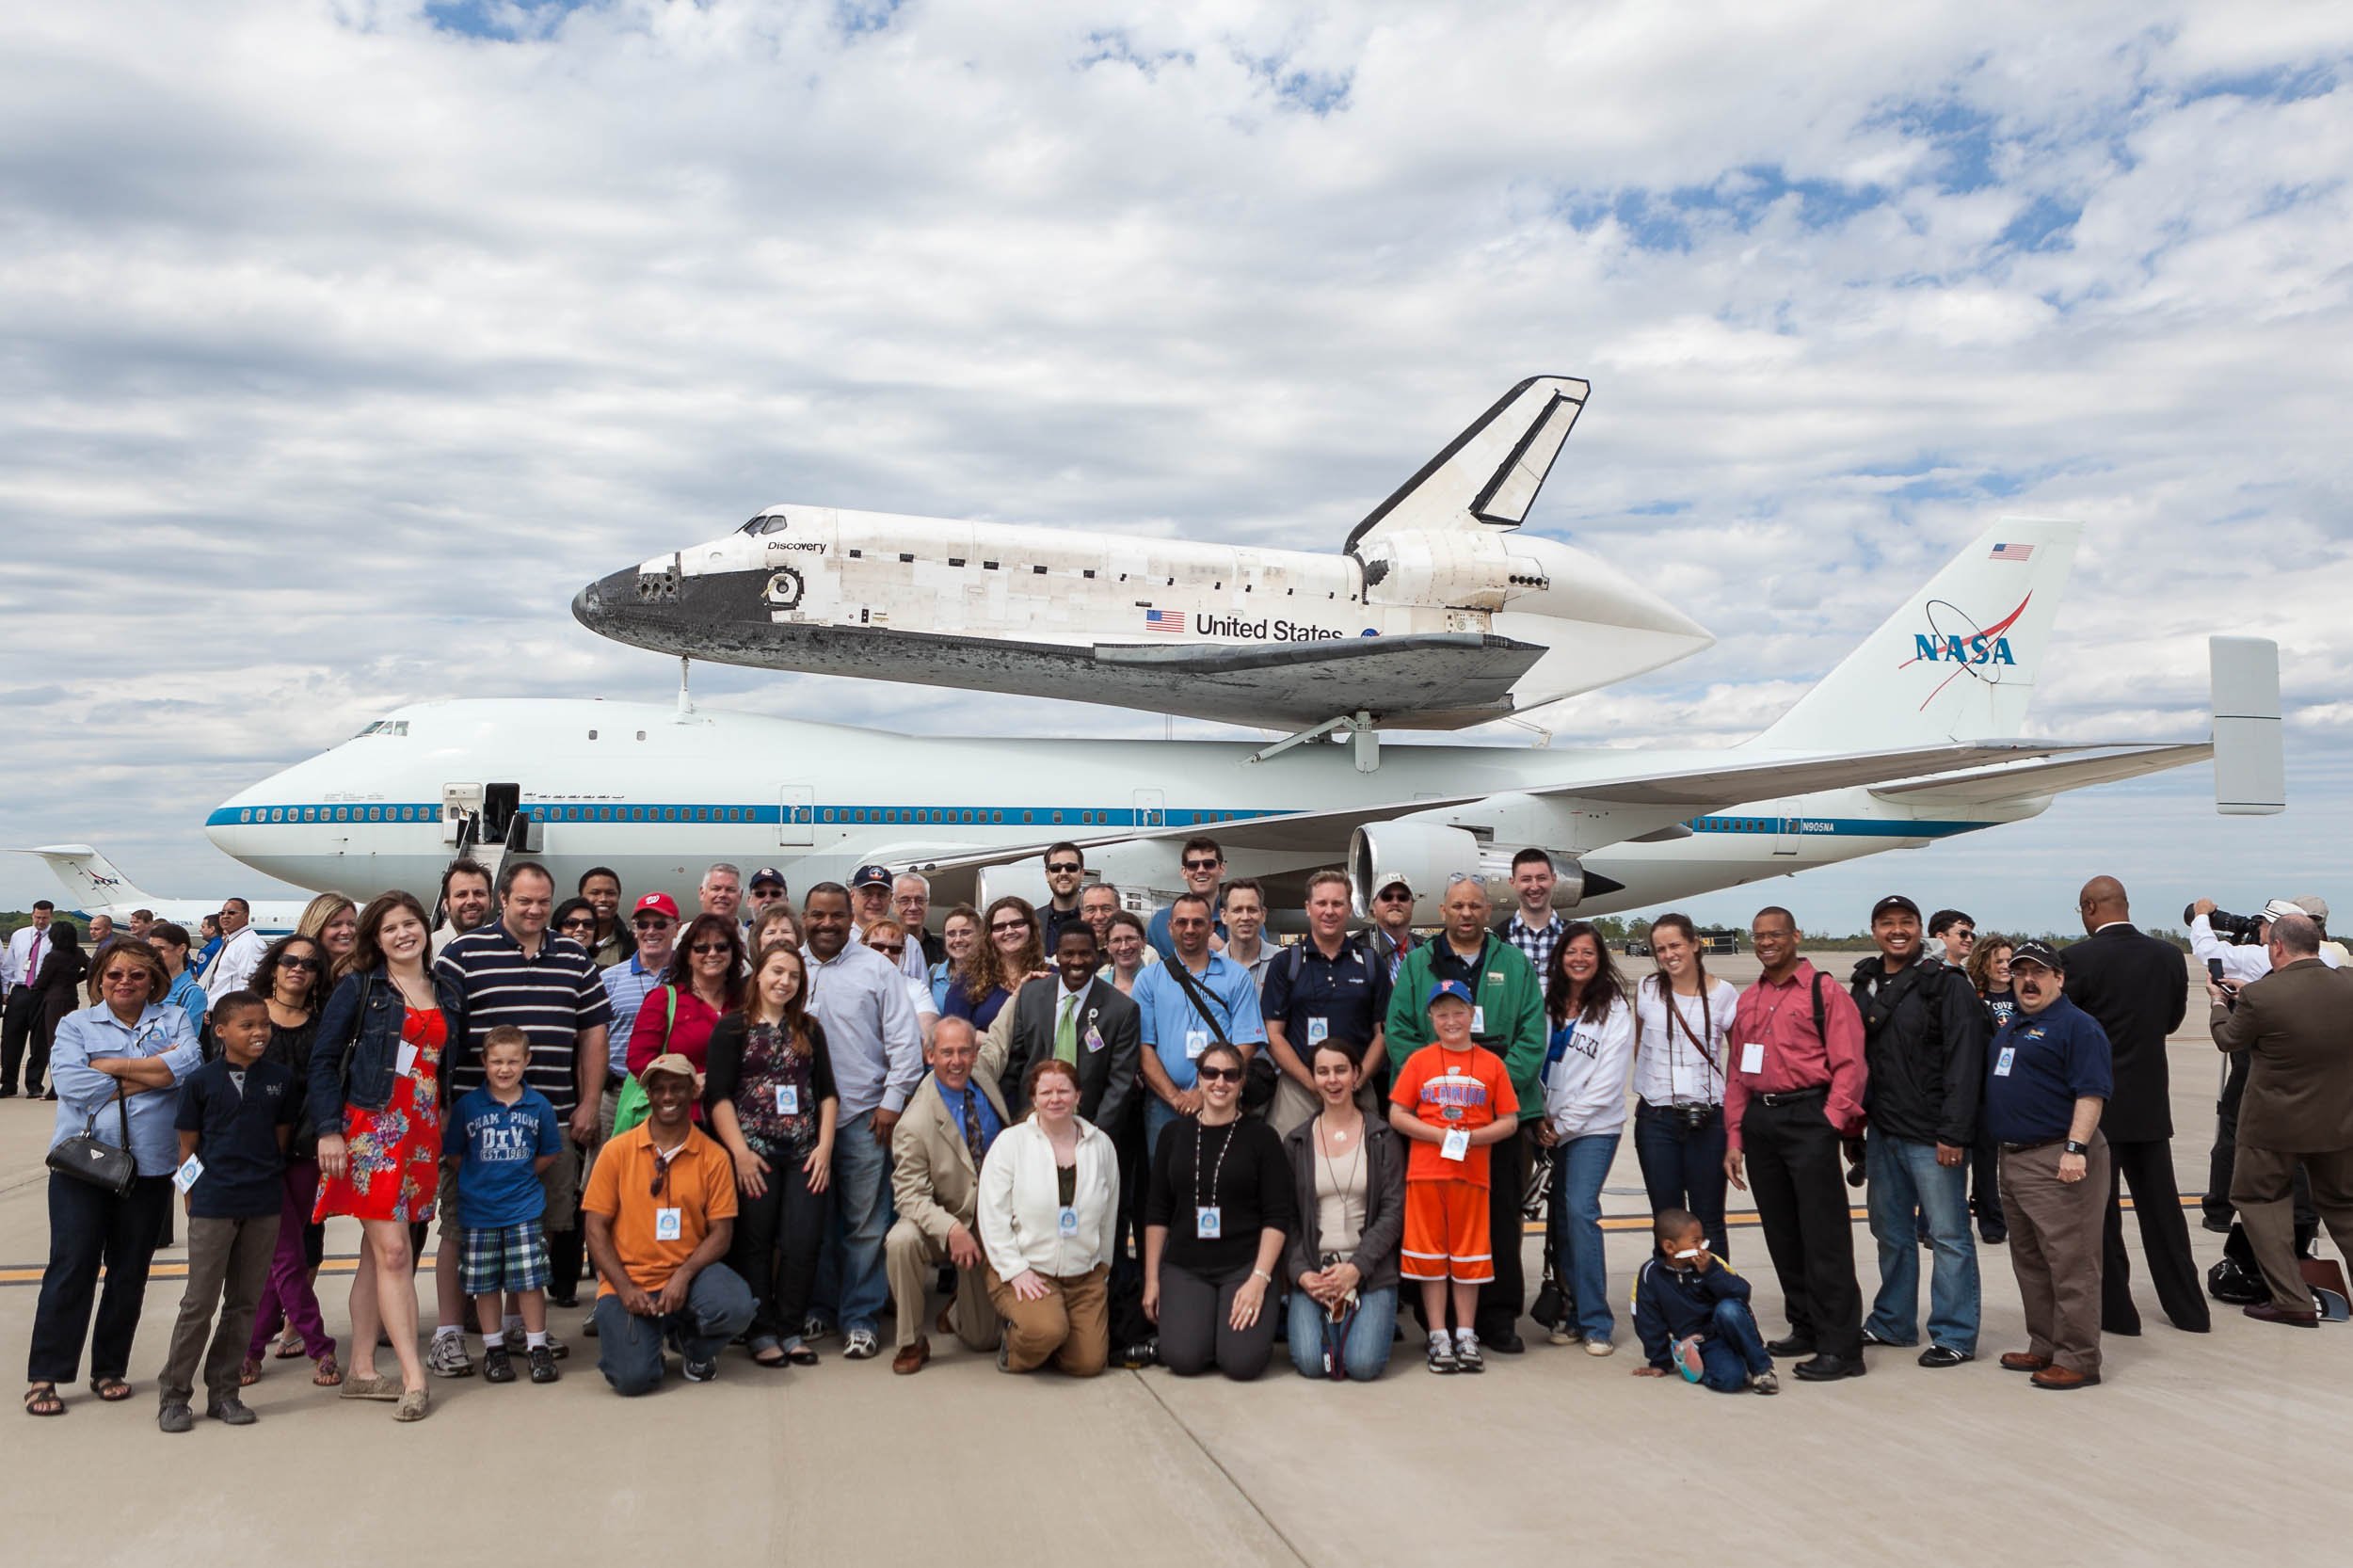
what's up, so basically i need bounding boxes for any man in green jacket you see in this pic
[1385,874,1547,1351]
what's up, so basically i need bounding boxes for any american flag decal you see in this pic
[1144,608,1184,632]
[1989,542,2034,562]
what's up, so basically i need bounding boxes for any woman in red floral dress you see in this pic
[310,891,467,1421]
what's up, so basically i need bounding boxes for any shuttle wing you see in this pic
[1090,632,1545,728]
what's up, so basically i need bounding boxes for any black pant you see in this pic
[2,988,44,1093]
[1474,1125,1532,1342]
[1157,1261,1276,1381]
[27,1173,174,1384]
[1107,1100,1151,1348]
[2102,1138,2210,1333]
[1740,1093,1861,1358]
[729,1145,829,1343]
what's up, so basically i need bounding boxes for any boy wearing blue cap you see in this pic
[1390,981,1520,1372]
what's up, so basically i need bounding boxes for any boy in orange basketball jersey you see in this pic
[1389,981,1521,1373]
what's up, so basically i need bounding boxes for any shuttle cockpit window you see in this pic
[739,514,791,536]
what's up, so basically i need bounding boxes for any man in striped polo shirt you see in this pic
[425,860,614,1374]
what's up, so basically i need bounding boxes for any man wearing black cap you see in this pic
[1985,941,2112,1388]
[747,868,791,925]
[1850,895,1986,1367]
[853,863,927,984]
[2061,876,2206,1336]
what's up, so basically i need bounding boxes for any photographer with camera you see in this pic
[2192,895,2341,1232]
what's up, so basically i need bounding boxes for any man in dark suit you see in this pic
[2062,876,2209,1334]
[2208,913,2353,1325]
[984,921,1140,1130]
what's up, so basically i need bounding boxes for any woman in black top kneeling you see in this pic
[1143,1042,1295,1380]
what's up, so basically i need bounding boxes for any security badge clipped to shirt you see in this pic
[1993,1046,2017,1078]
[1440,1129,1470,1162]
[1305,1016,1329,1047]
[774,1082,800,1115]
[1058,1205,1080,1237]
[654,1206,683,1241]
[396,1040,421,1078]
[1185,1029,1209,1061]
[1738,1041,1766,1075]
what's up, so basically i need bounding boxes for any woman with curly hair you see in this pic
[945,897,1047,1034]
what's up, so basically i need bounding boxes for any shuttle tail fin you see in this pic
[1344,376,1590,552]
[1751,520,2081,752]
[13,844,152,911]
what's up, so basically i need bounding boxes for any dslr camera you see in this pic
[2185,903,2265,945]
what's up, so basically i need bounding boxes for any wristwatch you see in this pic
[2063,1139,2090,1156]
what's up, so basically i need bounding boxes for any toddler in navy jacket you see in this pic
[1631,1208,1777,1395]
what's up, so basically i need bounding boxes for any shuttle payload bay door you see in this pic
[779,786,815,847]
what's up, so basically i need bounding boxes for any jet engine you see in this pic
[1348,821,1584,925]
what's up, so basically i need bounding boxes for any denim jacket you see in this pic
[308,966,470,1137]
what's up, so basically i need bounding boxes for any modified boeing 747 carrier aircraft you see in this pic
[204,520,2282,923]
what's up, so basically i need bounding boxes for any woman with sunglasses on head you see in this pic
[1536,922,1636,1355]
[931,906,981,1011]
[239,936,342,1387]
[1630,913,1741,1261]
[946,897,1047,1035]
[24,939,200,1416]
[626,914,744,1119]
[1143,1041,1295,1380]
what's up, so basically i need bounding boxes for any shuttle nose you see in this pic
[572,567,643,633]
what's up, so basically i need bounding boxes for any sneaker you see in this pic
[528,1346,560,1384]
[157,1400,194,1434]
[1583,1336,1615,1358]
[1917,1345,1974,1368]
[482,1346,516,1384]
[1118,1340,1156,1369]
[204,1396,258,1426]
[540,1331,569,1360]
[1749,1370,1780,1396]
[426,1334,475,1380]
[1425,1334,1458,1375]
[1546,1320,1575,1347]
[1453,1331,1484,1374]
[1673,1335,1705,1383]
[801,1315,835,1343]
[682,1355,718,1384]
[841,1328,880,1361]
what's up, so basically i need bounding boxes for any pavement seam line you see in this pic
[1128,1368,1316,1568]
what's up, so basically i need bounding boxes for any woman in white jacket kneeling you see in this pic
[1536,921,1637,1355]
[978,1057,1122,1376]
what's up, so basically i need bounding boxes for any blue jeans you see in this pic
[1632,1102,1730,1257]
[1145,1096,1182,1160]
[1864,1130,1980,1353]
[1545,1131,1620,1342]
[1694,1295,1772,1391]
[1285,1283,1399,1382]
[822,1109,894,1336]
[593,1263,756,1396]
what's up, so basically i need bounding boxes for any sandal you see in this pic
[275,1332,306,1360]
[89,1377,132,1402]
[24,1384,64,1417]
[312,1353,343,1387]
[786,1344,819,1367]
[238,1358,264,1387]
[338,1373,401,1401]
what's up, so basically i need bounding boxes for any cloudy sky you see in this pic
[3,1,2348,935]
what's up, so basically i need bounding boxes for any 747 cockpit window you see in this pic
[739,514,790,535]
[353,720,410,737]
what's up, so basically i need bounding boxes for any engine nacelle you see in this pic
[1349,821,1584,926]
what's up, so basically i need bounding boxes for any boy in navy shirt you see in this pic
[456,1027,566,1384]
[1631,1208,1778,1395]
[160,991,296,1432]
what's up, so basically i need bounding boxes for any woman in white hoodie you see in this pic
[977,1057,1121,1376]
[1535,922,1636,1354]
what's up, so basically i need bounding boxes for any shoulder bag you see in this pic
[1165,959,1274,1112]
[47,1083,136,1196]
[611,985,676,1137]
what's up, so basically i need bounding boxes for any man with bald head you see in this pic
[2061,876,2208,1336]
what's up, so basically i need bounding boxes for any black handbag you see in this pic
[46,1085,137,1196]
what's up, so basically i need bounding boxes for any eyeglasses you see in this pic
[1196,1064,1242,1083]
[989,920,1029,935]
[1046,861,1081,874]
[871,942,904,956]
[689,941,732,955]
[1182,858,1221,872]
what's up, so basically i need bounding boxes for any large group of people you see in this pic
[11,841,2351,1429]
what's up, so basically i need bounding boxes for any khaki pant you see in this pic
[985,1262,1110,1376]
[159,1213,280,1406]
[2000,1135,2110,1375]
[2233,1144,2353,1311]
[884,1217,1000,1353]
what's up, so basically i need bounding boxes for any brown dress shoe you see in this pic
[2030,1365,2099,1390]
[936,1305,957,1337]
[1998,1352,2051,1373]
[2243,1302,2319,1328]
[892,1337,931,1376]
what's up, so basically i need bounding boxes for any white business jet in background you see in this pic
[13,845,310,934]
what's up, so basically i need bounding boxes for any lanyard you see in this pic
[1193,1116,1238,1219]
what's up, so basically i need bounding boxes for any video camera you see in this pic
[2185,904,2265,945]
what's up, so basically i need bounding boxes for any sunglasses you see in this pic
[871,942,904,956]
[649,1156,671,1200]
[560,918,596,930]
[1182,858,1221,872]
[1952,930,1977,942]
[989,920,1029,934]
[633,917,673,929]
[1196,1064,1242,1083]
[1375,889,1411,903]
[689,941,732,955]
[1046,861,1081,874]
[280,956,320,970]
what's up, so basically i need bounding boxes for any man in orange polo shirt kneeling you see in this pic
[582,1053,755,1394]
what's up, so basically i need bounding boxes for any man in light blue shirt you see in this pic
[1132,892,1264,1154]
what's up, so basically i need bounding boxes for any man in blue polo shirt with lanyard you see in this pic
[1982,940,2112,1391]
[1132,892,1263,1156]
[1260,870,1390,1134]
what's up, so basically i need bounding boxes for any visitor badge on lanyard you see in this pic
[1185,1029,1209,1061]
[1738,1042,1766,1075]
[396,1041,420,1077]
[1195,1205,1223,1239]
[1994,1047,2016,1078]
[775,1082,800,1114]
[1084,1027,1104,1054]
[1058,1206,1080,1237]
[654,1207,683,1241]
[1306,1016,1329,1046]
[1441,1128,1470,1161]
[1470,1005,1485,1035]
[173,1154,205,1193]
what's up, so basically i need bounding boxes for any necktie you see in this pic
[1055,993,1080,1064]
[960,1090,984,1168]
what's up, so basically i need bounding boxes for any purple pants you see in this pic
[247,1160,335,1362]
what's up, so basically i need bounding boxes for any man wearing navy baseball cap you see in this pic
[852,864,925,984]
[747,868,790,922]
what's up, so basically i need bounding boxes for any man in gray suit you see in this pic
[2210,913,2353,1326]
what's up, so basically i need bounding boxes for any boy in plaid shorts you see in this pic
[456,1028,565,1384]
[1389,982,1520,1374]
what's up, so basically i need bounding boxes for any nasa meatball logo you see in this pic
[763,567,806,610]
[1897,594,2026,710]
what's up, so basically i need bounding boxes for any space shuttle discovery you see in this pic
[572,377,1715,734]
